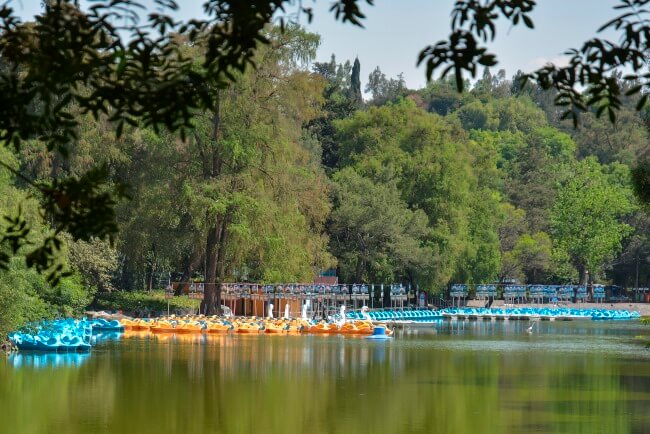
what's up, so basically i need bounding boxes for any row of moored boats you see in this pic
[120,316,392,335]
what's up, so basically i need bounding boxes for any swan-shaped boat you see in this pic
[264,321,287,334]
[173,321,204,333]
[206,321,233,333]
[120,318,151,331]
[235,321,264,334]
[150,320,178,333]
[307,321,335,334]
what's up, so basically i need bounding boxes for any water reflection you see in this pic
[90,331,124,345]
[439,318,642,338]
[8,352,90,369]
[117,332,406,380]
[1,322,650,434]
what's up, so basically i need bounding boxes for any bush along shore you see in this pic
[89,291,201,317]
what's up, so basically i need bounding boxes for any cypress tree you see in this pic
[351,57,362,105]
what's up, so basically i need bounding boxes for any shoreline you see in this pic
[463,300,650,316]
[86,301,650,323]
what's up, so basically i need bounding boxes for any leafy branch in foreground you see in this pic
[0,166,129,285]
[0,0,367,282]
[417,0,649,126]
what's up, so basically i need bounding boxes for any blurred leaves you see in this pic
[418,0,649,125]
[0,0,368,283]
[0,165,128,285]
[40,166,130,242]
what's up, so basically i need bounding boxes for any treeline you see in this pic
[0,26,648,326]
[318,56,648,292]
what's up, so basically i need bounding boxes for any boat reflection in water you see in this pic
[118,328,404,381]
[8,352,90,369]
[90,331,124,345]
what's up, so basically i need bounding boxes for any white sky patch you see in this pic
[528,55,572,70]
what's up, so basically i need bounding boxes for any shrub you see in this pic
[92,291,200,315]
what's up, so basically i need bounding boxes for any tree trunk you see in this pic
[578,263,592,299]
[145,244,157,291]
[202,213,231,315]
[202,219,221,315]
[578,264,588,285]
[175,247,202,296]
[215,216,230,290]
[201,92,226,316]
[354,256,364,283]
[146,267,154,292]
[145,259,155,292]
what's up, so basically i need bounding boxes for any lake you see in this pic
[2,320,650,434]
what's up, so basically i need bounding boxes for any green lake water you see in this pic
[2,320,650,434]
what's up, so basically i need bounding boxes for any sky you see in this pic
[11,0,622,90]
[304,0,621,89]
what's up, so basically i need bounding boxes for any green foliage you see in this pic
[549,247,580,283]
[455,100,498,130]
[350,57,362,105]
[0,259,92,338]
[332,100,503,290]
[78,26,334,305]
[508,232,553,283]
[365,67,408,106]
[420,77,470,115]
[527,127,576,162]
[632,162,650,205]
[498,204,560,284]
[469,130,524,169]
[0,1,648,322]
[456,188,501,284]
[1,0,650,290]
[39,274,94,318]
[505,145,568,233]
[310,55,361,169]
[573,106,649,166]
[328,167,431,283]
[0,264,50,338]
[0,0,370,284]
[551,158,636,280]
[66,237,118,293]
[491,97,547,133]
[420,76,644,286]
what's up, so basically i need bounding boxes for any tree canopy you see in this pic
[0,1,648,313]
[1,0,649,284]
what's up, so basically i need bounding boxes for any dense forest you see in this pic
[1,26,648,329]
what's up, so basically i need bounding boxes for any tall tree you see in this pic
[551,158,635,283]
[350,57,362,105]
[310,55,357,169]
[186,26,330,314]
[365,67,408,105]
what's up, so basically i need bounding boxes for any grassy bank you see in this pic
[91,291,201,316]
